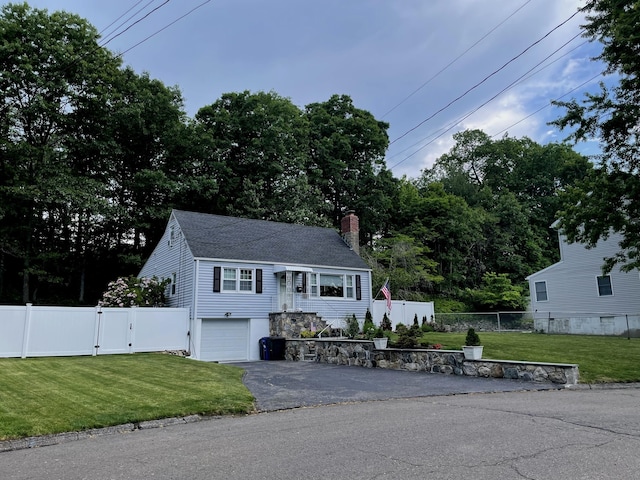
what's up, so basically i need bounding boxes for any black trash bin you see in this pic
[268,337,286,360]
[259,336,285,360]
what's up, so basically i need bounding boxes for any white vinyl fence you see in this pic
[0,304,189,358]
[372,300,435,330]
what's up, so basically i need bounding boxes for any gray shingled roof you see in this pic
[172,210,370,270]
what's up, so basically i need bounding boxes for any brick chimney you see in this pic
[341,211,360,255]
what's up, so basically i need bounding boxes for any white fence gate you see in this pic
[0,304,189,358]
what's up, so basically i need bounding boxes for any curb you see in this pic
[565,382,640,390]
[0,415,213,453]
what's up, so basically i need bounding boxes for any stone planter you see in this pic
[373,337,388,349]
[462,345,483,360]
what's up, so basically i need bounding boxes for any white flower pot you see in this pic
[462,345,483,360]
[373,337,388,349]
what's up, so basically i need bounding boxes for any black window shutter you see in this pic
[213,267,221,292]
[302,272,307,293]
[256,269,263,294]
[356,275,362,300]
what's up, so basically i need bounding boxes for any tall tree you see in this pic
[424,130,592,268]
[305,94,392,241]
[0,3,122,302]
[194,91,328,225]
[552,0,640,271]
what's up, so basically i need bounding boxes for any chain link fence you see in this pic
[433,312,534,332]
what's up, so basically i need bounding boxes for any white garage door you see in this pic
[200,318,250,362]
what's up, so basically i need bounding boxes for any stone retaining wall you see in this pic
[269,312,326,338]
[284,338,579,385]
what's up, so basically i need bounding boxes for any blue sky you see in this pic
[22,0,607,179]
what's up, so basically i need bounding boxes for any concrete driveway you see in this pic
[231,360,561,411]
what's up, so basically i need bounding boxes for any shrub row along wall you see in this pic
[284,339,579,385]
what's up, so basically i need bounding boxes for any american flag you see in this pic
[380,280,391,311]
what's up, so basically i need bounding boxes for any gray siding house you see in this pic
[139,210,372,361]
[526,230,640,334]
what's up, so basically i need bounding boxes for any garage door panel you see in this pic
[201,319,249,362]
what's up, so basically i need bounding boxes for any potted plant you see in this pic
[462,327,483,360]
[372,327,388,349]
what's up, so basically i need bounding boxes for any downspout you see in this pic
[191,259,200,359]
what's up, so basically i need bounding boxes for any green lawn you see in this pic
[418,331,640,384]
[0,353,254,441]
[2,334,638,441]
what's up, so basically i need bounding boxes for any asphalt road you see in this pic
[2,362,639,479]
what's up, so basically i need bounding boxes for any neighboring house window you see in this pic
[534,281,548,302]
[213,267,263,294]
[168,225,175,247]
[597,275,613,296]
[310,273,361,300]
[171,273,177,296]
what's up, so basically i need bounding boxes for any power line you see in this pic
[118,0,212,56]
[98,0,149,38]
[385,37,589,165]
[389,9,582,146]
[490,72,602,138]
[388,30,585,171]
[383,40,592,163]
[382,0,532,119]
[100,1,171,48]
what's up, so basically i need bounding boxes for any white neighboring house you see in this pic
[527,229,640,319]
[139,210,372,362]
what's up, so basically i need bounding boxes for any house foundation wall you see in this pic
[284,339,579,385]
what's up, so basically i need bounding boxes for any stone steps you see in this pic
[302,343,317,362]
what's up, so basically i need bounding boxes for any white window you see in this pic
[311,273,356,299]
[534,281,548,302]
[223,268,237,291]
[239,269,253,291]
[597,275,613,296]
[222,268,255,293]
[346,276,354,298]
[171,272,177,296]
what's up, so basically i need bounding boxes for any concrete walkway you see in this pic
[231,360,561,411]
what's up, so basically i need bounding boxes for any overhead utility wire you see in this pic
[47,0,212,114]
[388,31,583,170]
[100,0,171,48]
[490,72,603,138]
[382,0,532,119]
[389,9,581,146]
[98,0,148,38]
[119,0,212,56]
[385,37,589,163]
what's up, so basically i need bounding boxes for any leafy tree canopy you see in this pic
[551,0,640,272]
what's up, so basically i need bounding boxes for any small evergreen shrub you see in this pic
[465,328,481,346]
[381,312,392,331]
[346,314,360,338]
[421,323,434,333]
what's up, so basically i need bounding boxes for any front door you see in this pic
[278,271,294,311]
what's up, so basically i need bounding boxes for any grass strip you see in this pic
[419,331,640,383]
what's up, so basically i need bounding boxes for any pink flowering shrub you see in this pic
[100,276,170,307]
